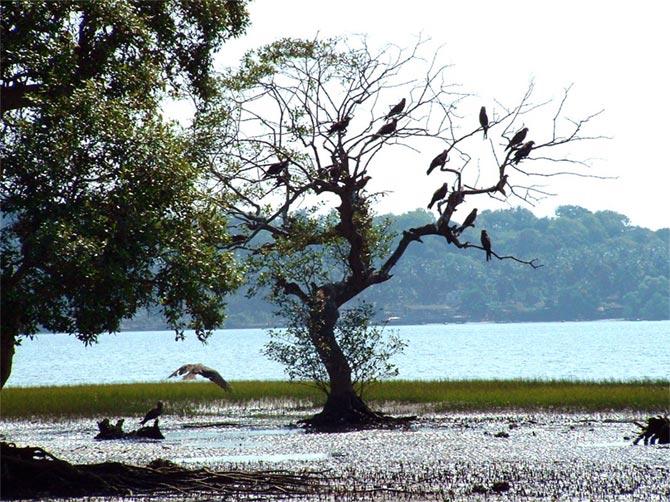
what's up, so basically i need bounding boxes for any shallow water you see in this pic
[2,404,668,499]
[8,320,670,387]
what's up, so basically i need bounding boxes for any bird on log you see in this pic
[512,141,534,164]
[480,230,493,262]
[327,116,351,135]
[479,106,489,139]
[427,149,449,175]
[169,363,232,391]
[140,401,163,425]
[373,118,398,139]
[386,98,406,119]
[428,183,449,209]
[505,127,528,150]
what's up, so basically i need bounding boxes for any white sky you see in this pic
[176,0,670,230]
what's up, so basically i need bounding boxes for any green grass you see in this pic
[1,379,668,419]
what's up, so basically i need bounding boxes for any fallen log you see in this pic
[95,418,164,440]
[633,415,669,445]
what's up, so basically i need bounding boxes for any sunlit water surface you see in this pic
[7,320,669,387]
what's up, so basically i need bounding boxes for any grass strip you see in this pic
[1,379,668,419]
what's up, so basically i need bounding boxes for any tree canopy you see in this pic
[0,0,250,387]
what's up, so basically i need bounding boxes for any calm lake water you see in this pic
[6,320,670,387]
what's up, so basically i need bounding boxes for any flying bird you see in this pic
[479,106,489,139]
[427,149,449,175]
[480,230,492,262]
[495,174,508,195]
[428,183,449,209]
[327,116,351,135]
[373,118,398,139]
[169,363,231,391]
[264,158,289,178]
[140,401,163,426]
[505,128,528,150]
[512,141,534,164]
[386,98,406,119]
[458,208,478,233]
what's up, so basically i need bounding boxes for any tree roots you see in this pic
[0,442,325,500]
[633,415,670,445]
[299,393,416,432]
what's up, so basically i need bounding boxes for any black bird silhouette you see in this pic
[458,208,478,233]
[427,149,449,175]
[140,401,163,425]
[428,183,449,209]
[495,174,508,195]
[479,106,489,139]
[264,158,289,178]
[512,141,534,164]
[386,98,406,119]
[373,118,398,139]
[480,230,492,262]
[505,128,528,150]
[327,116,351,135]
[169,363,231,391]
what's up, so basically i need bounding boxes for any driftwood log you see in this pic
[0,442,324,500]
[95,418,164,440]
[633,415,670,445]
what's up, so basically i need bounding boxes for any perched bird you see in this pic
[505,128,528,150]
[512,141,534,164]
[327,116,351,135]
[169,363,231,391]
[386,98,406,119]
[458,208,478,233]
[495,174,508,195]
[373,118,398,139]
[264,158,289,178]
[428,183,449,209]
[479,106,489,139]
[427,149,449,175]
[140,401,163,425]
[480,230,493,262]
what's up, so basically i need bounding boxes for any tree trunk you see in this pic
[0,290,21,388]
[302,288,385,428]
[1,324,17,389]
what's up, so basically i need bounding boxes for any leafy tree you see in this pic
[264,302,406,397]
[0,0,249,387]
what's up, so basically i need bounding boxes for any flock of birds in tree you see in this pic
[138,105,536,422]
[260,99,535,263]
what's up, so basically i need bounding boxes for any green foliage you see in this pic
[0,0,249,104]
[1,1,249,358]
[122,205,668,328]
[264,302,406,396]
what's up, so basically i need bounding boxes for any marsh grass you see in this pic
[1,379,667,419]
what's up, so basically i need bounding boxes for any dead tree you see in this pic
[198,38,603,428]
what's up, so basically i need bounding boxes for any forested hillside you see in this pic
[123,206,669,330]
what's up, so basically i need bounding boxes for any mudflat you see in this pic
[2,402,668,500]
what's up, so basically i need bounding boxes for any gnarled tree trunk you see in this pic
[302,288,385,428]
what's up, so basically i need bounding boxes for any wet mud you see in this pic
[2,402,668,500]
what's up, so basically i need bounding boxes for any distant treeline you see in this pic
[123,205,669,330]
